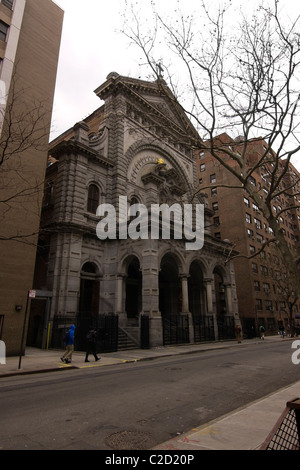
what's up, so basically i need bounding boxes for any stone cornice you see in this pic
[49,139,113,168]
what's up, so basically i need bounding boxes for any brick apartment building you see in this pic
[197,133,300,337]
[0,0,63,355]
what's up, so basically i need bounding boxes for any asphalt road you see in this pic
[1,339,299,450]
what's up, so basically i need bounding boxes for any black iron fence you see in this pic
[162,315,190,346]
[217,316,235,340]
[51,313,237,352]
[52,314,118,353]
[193,315,215,342]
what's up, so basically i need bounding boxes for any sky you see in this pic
[52,0,300,170]
[51,0,140,139]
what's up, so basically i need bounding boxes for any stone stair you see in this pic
[117,328,139,350]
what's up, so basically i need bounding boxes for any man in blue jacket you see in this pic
[61,325,76,364]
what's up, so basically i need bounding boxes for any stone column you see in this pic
[204,278,213,314]
[116,276,123,313]
[141,239,163,347]
[180,275,189,313]
[116,275,127,327]
[204,278,218,340]
[224,283,233,315]
[180,274,194,344]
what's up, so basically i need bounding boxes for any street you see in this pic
[0,339,299,450]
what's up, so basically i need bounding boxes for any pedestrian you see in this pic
[61,324,76,363]
[259,325,265,340]
[278,325,285,339]
[235,324,242,343]
[85,329,100,362]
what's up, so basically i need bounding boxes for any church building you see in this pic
[31,73,240,350]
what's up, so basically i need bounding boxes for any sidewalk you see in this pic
[1,335,299,450]
[0,335,268,377]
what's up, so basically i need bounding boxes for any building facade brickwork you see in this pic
[0,0,63,355]
[196,133,300,337]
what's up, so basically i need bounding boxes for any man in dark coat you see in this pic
[85,329,100,362]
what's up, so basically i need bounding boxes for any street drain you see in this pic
[105,430,153,450]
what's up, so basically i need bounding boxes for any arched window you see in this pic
[87,184,99,213]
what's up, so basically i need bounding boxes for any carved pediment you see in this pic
[95,73,200,153]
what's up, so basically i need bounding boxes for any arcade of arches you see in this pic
[77,252,238,347]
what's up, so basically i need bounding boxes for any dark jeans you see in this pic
[85,341,98,360]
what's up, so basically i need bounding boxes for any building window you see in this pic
[252,262,258,273]
[254,218,262,229]
[256,299,262,310]
[43,182,54,207]
[246,213,252,224]
[261,265,268,276]
[87,184,100,213]
[263,283,270,293]
[265,300,273,311]
[1,0,13,9]
[200,163,206,172]
[212,201,218,211]
[244,197,250,207]
[213,216,220,227]
[211,187,217,196]
[254,280,260,291]
[210,174,216,183]
[0,20,9,42]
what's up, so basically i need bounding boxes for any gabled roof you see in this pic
[94,72,200,146]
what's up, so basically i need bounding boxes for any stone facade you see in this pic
[33,73,239,349]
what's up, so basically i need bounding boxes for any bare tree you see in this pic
[0,75,51,244]
[122,0,300,293]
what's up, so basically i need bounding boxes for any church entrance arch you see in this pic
[159,253,181,317]
[188,260,204,317]
[159,253,190,345]
[77,261,101,349]
[189,261,215,341]
[125,256,142,325]
[79,262,100,317]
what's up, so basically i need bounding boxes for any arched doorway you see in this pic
[189,261,214,341]
[159,253,189,345]
[125,256,142,325]
[77,262,100,349]
[79,262,100,317]
[159,254,180,317]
